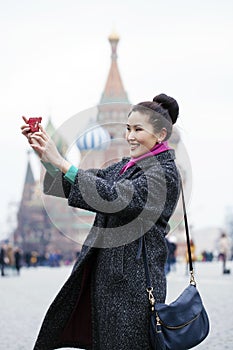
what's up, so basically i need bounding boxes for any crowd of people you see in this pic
[0,243,22,276]
[164,231,232,276]
[0,243,77,277]
[1,231,232,278]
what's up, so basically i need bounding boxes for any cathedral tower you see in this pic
[97,30,131,140]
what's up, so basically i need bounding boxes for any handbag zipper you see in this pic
[156,312,201,330]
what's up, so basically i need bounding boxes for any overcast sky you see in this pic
[0,0,233,240]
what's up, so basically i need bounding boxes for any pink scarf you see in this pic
[120,141,171,175]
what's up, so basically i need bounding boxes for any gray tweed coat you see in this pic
[33,150,180,350]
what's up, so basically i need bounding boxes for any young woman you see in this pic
[21,93,181,350]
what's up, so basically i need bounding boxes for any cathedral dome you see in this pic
[76,124,111,151]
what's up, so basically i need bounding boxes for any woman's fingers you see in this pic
[21,126,33,140]
[21,117,31,139]
[36,130,49,142]
[21,118,48,142]
[38,123,50,139]
[30,143,43,158]
[38,123,44,131]
[21,125,31,134]
[31,130,49,146]
[20,116,45,159]
[22,116,29,124]
[21,120,60,164]
[30,133,47,147]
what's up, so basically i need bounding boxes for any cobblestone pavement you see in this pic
[0,261,232,349]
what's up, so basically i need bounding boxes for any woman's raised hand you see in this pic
[21,116,42,157]
[21,117,71,173]
[29,124,64,167]
[21,116,31,140]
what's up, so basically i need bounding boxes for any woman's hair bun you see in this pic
[153,93,179,124]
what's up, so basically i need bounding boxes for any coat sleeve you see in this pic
[43,171,72,198]
[67,165,170,222]
[42,166,114,199]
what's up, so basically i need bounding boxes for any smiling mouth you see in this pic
[129,143,140,150]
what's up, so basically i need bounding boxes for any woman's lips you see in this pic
[129,143,140,150]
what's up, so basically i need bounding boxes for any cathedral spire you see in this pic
[108,30,120,60]
[20,151,35,203]
[25,151,35,185]
[99,30,129,104]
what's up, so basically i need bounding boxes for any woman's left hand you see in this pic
[30,124,64,167]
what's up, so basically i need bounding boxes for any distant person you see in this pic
[165,235,177,274]
[168,235,177,271]
[30,251,38,267]
[218,232,231,274]
[185,239,196,275]
[6,244,15,269]
[0,244,6,276]
[24,251,31,267]
[14,247,22,275]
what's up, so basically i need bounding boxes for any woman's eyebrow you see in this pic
[126,123,143,127]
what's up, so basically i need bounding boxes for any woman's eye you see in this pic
[126,126,143,131]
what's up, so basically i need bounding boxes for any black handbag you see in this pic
[142,184,210,350]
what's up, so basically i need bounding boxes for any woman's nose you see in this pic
[127,130,136,140]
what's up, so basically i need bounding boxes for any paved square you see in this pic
[0,261,232,349]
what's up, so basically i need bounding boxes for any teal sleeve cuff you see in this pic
[41,161,60,178]
[64,165,78,184]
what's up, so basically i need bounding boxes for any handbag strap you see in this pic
[180,182,195,279]
[140,180,196,308]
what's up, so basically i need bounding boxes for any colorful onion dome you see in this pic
[76,124,111,151]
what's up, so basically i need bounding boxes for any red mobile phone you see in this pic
[27,117,42,132]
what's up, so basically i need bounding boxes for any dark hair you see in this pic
[128,93,179,140]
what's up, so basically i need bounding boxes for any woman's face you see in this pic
[126,111,158,158]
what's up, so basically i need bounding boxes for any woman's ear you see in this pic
[157,128,167,143]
